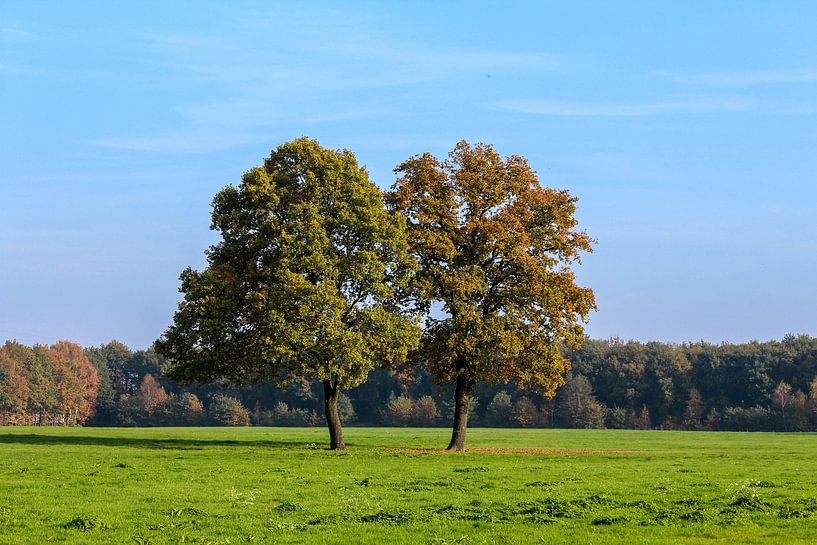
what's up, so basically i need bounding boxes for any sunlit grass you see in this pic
[1,427,816,544]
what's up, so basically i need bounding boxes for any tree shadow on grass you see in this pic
[0,433,341,450]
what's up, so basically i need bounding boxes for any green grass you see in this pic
[1,427,817,544]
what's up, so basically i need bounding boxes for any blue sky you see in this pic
[2,1,816,349]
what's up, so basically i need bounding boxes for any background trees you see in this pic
[0,341,98,425]
[387,141,596,450]
[3,335,817,431]
[156,138,420,449]
[554,375,607,429]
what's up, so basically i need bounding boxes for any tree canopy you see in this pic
[156,137,420,449]
[0,340,98,425]
[387,141,596,449]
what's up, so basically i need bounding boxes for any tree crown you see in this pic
[158,138,420,390]
[387,141,595,395]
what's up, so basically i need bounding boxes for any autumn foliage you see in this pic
[388,141,596,449]
[0,340,99,425]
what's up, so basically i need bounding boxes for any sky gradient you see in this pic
[2,1,816,349]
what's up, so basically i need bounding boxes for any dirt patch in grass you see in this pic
[384,447,639,456]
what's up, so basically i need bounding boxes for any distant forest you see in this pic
[2,335,816,432]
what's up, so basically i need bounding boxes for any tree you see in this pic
[772,381,794,431]
[0,342,33,416]
[683,388,706,429]
[83,346,117,425]
[337,393,357,424]
[484,391,514,427]
[156,138,420,449]
[571,339,647,413]
[642,342,691,425]
[512,396,540,427]
[385,395,414,425]
[27,346,59,422]
[606,406,635,429]
[556,375,606,429]
[209,394,250,426]
[387,141,595,450]
[171,392,205,425]
[413,395,439,426]
[137,374,170,422]
[88,341,136,395]
[259,401,314,426]
[44,341,100,425]
[789,391,810,432]
[634,405,651,430]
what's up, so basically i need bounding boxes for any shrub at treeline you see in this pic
[3,335,817,432]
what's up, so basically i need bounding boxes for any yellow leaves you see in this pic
[389,140,595,393]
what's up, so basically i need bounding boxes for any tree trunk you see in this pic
[447,374,474,451]
[323,380,346,450]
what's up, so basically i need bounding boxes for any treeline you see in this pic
[2,335,817,431]
[565,335,817,432]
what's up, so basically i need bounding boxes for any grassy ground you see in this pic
[1,427,816,544]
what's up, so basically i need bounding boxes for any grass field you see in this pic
[1,427,816,544]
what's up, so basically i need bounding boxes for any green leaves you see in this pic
[158,137,420,391]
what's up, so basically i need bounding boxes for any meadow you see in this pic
[1,427,816,544]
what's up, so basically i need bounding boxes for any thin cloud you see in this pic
[0,26,43,42]
[0,61,171,84]
[84,23,565,153]
[654,68,817,86]
[308,40,562,75]
[180,103,378,130]
[88,131,267,153]
[234,8,564,75]
[87,110,376,152]
[493,98,751,116]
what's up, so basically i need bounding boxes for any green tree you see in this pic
[337,392,357,424]
[157,138,420,449]
[484,391,514,427]
[83,346,117,424]
[171,392,205,425]
[209,394,250,426]
[387,141,595,450]
[606,406,635,429]
[642,342,691,425]
[88,341,135,395]
[556,374,606,429]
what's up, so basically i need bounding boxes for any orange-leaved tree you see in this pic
[43,341,100,425]
[387,141,596,450]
